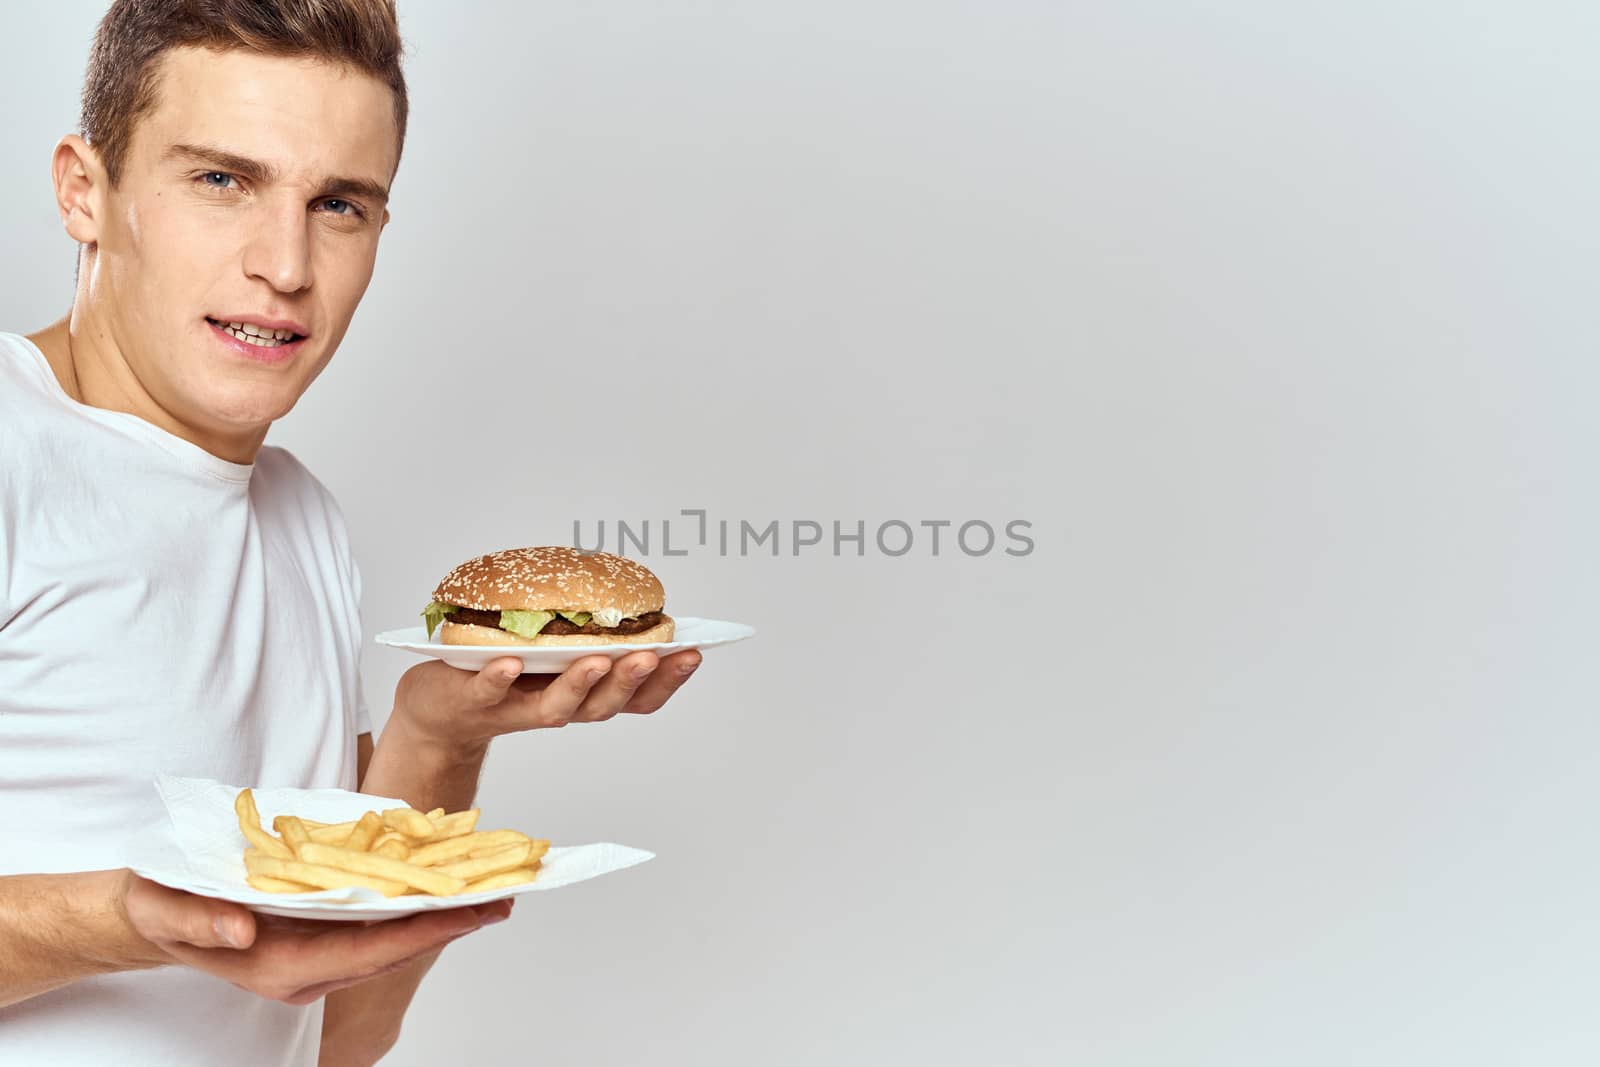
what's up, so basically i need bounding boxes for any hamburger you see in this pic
[422,546,675,646]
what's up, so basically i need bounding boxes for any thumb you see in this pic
[468,657,524,706]
[196,903,257,950]
[136,878,257,950]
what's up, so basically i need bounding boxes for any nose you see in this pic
[240,199,312,294]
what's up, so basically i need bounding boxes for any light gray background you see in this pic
[4,2,1598,1064]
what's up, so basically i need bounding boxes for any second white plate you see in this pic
[128,776,654,922]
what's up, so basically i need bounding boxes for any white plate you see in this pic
[126,776,654,922]
[375,616,756,674]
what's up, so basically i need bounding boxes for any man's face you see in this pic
[84,45,397,436]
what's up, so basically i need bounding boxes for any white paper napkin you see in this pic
[125,775,653,921]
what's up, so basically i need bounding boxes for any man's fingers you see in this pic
[496,650,694,726]
[468,657,525,706]
[162,906,486,1001]
[472,898,514,924]
[470,648,693,730]
[570,652,659,723]
[292,905,486,979]
[278,954,429,1006]
[280,903,509,1002]
[495,656,611,729]
[621,649,701,715]
[549,657,613,726]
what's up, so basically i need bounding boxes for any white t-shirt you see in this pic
[0,331,371,1065]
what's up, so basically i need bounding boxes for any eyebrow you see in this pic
[164,142,390,205]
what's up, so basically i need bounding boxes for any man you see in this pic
[0,2,701,1063]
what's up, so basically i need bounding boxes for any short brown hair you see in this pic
[81,0,408,188]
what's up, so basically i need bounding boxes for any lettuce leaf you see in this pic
[425,604,593,641]
[421,601,458,640]
[500,610,557,639]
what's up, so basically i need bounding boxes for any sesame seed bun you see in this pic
[439,617,676,647]
[432,546,665,615]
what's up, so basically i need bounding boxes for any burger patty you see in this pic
[447,608,667,636]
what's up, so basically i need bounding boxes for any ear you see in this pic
[52,135,107,245]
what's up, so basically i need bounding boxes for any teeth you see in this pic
[213,319,297,345]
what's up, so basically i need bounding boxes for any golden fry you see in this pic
[436,843,533,882]
[234,788,260,827]
[244,851,408,896]
[247,873,319,893]
[242,826,293,859]
[234,789,293,860]
[273,816,311,858]
[461,864,541,893]
[342,811,384,852]
[419,809,479,841]
[297,842,466,896]
[382,808,436,838]
[409,830,531,868]
[373,837,410,861]
[307,821,357,844]
[470,839,548,864]
[425,807,445,820]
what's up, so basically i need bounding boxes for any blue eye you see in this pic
[317,198,366,220]
[200,171,234,188]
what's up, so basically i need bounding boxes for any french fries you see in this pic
[307,821,357,844]
[435,842,534,882]
[272,815,311,857]
[343,811,384,852]
[297,842,467,896]
[407,830,536,868]
[234,790,293,860]
[462,864,541,893]
[233,789,544,900]
[247,872,318,893]
[245,852,409,896]
[374,840,408,861]
[371,831,411,860]
[381,807,435,838]
[421,809,479,841]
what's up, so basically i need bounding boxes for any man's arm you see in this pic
[0,870,168,1009]
[317,646,700,1066]
[0,865,491,1015]
[318,727,492,1065]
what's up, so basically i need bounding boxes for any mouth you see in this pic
[205,317,307,349]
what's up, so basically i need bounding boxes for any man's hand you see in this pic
[390,648,703,751]
[119,872,510,1006]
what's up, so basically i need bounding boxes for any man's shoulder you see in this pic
[252,445,350,537]
[252,445,361,600]
[0,332,67,487]
[0,330,56,413]
[254,442,318,486]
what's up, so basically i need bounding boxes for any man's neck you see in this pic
[27,313,266,465]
